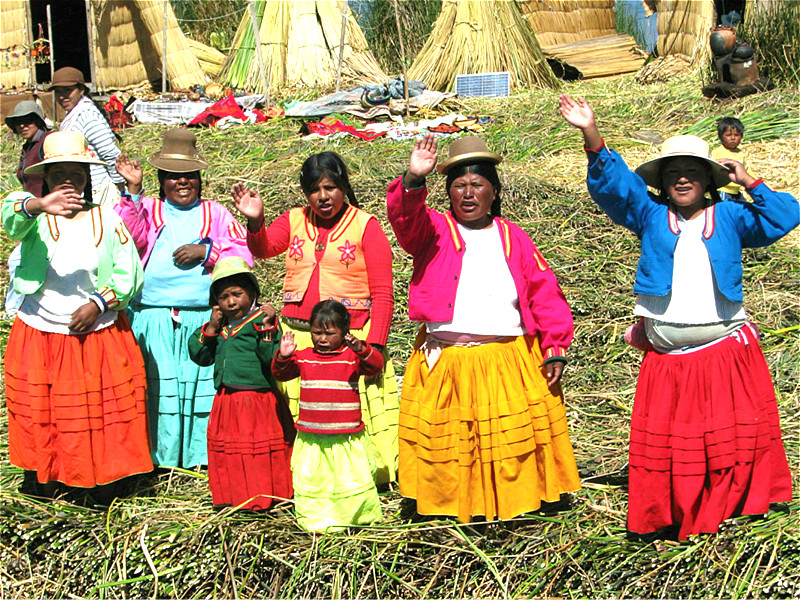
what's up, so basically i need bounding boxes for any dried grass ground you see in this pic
[0,72,798,598]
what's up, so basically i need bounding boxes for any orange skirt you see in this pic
[5,315,153,487]
[399,330,580,521]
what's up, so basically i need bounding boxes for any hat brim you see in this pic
[437,151,502,174]
[46,80,85,91]
[209,272,259,305]
[24,154,108,174]
[5,113,49,132]
[149,154,207,173]
[635,154,732,190]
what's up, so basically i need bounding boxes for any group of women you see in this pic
[3,71,797,539]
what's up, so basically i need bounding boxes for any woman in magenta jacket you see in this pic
[387,133,580,522]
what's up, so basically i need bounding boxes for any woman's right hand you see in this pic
[231,182,265,229]
[405,133,439,187]
[115,154,143,195]
[24,189,85,217]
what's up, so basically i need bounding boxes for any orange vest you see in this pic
[283,205,373,309]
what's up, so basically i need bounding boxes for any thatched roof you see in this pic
[655,0,715,64]
[218,0,387,94]
[408,0,558,92]
[521,0,616,48]
[0,0,32,89]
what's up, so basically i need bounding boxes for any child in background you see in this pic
[711,117,747,200]
[272,300,383,533]
[188,257,294,510]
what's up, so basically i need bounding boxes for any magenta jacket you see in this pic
[387,176,573,362]
[115,193,252,269]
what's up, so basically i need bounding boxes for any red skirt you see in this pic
[207,387,295,510]
[628,323,792,539]
[5,315,153,487]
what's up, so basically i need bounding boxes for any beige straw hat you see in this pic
[437,136,502,174]
[635,135,732,190]
[149,128,208,173]
[24,131,107,174]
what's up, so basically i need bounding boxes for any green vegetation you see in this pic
[1,71,798,598]
[739,0,800,86]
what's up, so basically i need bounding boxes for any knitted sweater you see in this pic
[271,344,384,434]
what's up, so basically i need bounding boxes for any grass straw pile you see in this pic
[0,73,799,598]
[521,0,616,48]
[218,0,386,95]
[408,0,559,92]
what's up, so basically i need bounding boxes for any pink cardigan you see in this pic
[116,193,252,268]
[387,176,573,362]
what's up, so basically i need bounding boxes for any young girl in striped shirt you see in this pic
[272,300,383,532]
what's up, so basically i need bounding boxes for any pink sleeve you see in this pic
[386,176,438,257]
[114,193,153,258]
[247,211,291,259]
[362,218,393,346]
[204,203,253,268]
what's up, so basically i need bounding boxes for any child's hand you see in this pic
[116,154,143,195]
[68,301,101,333]
[279,331,296,358]
[405,133,438,188]
[205,306,224,335]
[231,183,265,229]
[715,157,757,188]
[343,333,365,354]
[173,243,207,266]
[259,303,277,327]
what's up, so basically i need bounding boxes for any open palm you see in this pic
[408,133,439,178]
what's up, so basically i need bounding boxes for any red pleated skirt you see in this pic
[207,387,295,510]
[628,323,792,539]
[5,315,153,487]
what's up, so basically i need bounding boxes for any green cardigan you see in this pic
[2,191,143,311]
[188,309,281,390]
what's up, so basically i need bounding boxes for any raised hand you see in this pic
[558,94,603,150]
[116,154,143,194]
[279,331,296,358]
[205,305,225,335]
[172,243,207,267]
[68,301,101,333]
[25,189,86,217]
[405,133,439,187]
[231,182,265,229]
[715,157,757,189]
[343,333,365,354]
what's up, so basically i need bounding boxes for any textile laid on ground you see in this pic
[130,94,265,126]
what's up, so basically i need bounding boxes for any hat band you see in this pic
[43,149,94,161]
[155,153,203,161]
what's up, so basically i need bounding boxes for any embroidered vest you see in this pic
[283,205,372,309]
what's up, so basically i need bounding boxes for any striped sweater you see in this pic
[61,99,123,186]
[271,344,384,434]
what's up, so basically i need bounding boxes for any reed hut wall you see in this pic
[521,0,616,48]
[1,0,33,89]
[656,0,715,63]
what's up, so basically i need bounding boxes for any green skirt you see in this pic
[292,430,382,533]
[278,319,399,485]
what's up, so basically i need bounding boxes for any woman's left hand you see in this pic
[715,157,757,188]
[545,360,565,391]
[69,302,101,333]
[173,243,207,266]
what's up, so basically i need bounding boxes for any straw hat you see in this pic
[635,135,732,190]
[437,136,502,174]
[24,131,107,174]
[209,256,259,305]
[47,66,87,90]
[4,100,49,131]
[149,128,208,173]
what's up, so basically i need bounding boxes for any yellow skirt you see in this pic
[399,329,581,522]
[277,320,399,485]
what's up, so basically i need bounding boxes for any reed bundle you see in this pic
[543,33,645,79]
[521,0,616,48]
[187,39,227,78]
[408,0,558,92]
[656,0,714,64]
[0,0,31,89]
[635,53,693,84]
[218,0,385,94]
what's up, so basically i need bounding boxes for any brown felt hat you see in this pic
[149,128,207,173]
[437,135,502,174]
[47,66,87,90]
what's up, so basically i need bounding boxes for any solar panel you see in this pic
[455,72,510,97]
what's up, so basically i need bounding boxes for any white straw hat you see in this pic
[635,135,732,190]
[24,131,107,174]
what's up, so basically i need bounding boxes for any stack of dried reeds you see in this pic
[408,0,558,92]
[92,0,207,91]
[543,33,646,79]
[0,0,32,89]
[218,0,386,94]
[656,0,715,64]
[187,39,227,78]
[521,0,616,48]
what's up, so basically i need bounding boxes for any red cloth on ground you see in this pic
[189,93,247,128]
[305,120,385,141]
[247,211,394,345]
[5,314,153,487]
[627,323,792,539]
[207,387,295,510]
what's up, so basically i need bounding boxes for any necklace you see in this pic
[315,241,324,252]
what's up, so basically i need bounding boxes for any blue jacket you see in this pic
[586,146,799,303]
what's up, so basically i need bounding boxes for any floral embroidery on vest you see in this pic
[288,235,305,262]
[338,240,357,267]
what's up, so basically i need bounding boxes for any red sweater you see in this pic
[247,209,393,346]
[271,344,384,434]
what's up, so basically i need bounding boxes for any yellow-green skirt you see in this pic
[292,430,382,533]
[399,330,581,522]
[278,320,399,485]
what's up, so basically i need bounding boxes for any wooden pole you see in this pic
[248,0,271,108]
[391,0,410,118]
[84,0,98,91]
[162,0,168,93]
[335,1,348,92]
[46,4,56,118]
[24,0,35,89]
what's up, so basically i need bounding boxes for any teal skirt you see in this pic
[128,305,216,468]
[292,430,382,533]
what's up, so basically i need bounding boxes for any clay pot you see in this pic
[710,26,736,55]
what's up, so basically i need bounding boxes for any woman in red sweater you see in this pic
[231,152,397,485]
